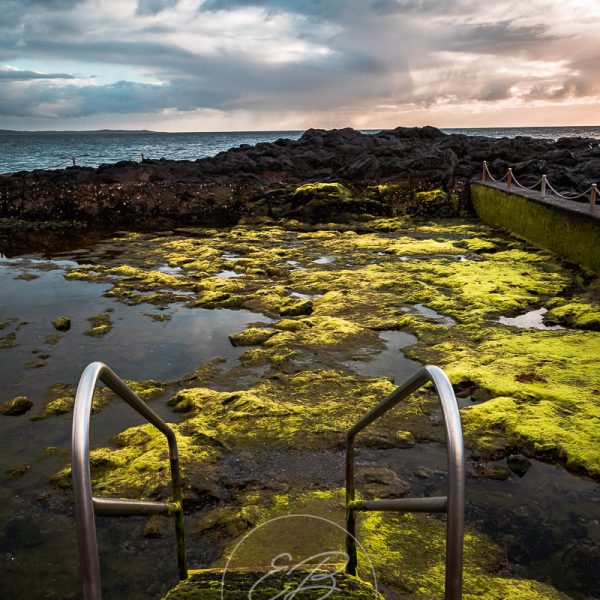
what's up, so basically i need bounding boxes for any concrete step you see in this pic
[163,567,384,599]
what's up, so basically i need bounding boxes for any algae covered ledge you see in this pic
[38,210,600,599]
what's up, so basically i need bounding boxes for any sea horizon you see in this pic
[2,125,600,174]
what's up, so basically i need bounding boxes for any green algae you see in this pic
[169,369,397,450]
[84,312,113,337]
[229,327,277,346]
[163,568,383,599]
[55,217,599,481]
[293,182,353,205]
[547,301,600,330]
[37,379,165,419]
[52,316,71,331]
[409,326,600,475]
[53,420,222,497]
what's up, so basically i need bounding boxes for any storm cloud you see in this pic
[0,0,598,129]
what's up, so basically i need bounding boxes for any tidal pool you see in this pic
[0,220,598,600]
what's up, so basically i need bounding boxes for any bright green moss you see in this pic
[547,301,600,330]
[169,369,396,450]
[55,217,599,483]
[229,327,277,346]
[292,183,354,205]
[472,183,600,274]
[414,189,446,203]
[84,312,113,337]
[37,379,165,419]
[412,326,600,476]
[53,421,222,497]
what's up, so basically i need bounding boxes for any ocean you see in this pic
[1,126,599,174]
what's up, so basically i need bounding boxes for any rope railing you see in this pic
[481,161,597,210]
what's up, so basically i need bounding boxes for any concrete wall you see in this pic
[471,183,600,274]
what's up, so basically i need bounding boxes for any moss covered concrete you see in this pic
[472,182,600,274]
[205,489,569,600]
[163,568,383,599]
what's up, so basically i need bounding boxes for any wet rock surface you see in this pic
[0,395,33,416]
[2,126,599,226]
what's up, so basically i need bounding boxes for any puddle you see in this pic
[156,264,184,276]
[499,308,564,330]
[344,330,421,384]
[289,291,321,300]
[285,260,305,269]
[221,254,242,262]
[313,256,336,265]
[402,303,457,327]
[215,269,244,279]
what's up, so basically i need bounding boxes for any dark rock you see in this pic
[357,467,410,498]
[143,515,171,539]
[52,316,71,331]
[279,298,313,317]
[507,454,532,477]
[0,395,33,416]
[468,462,512,480]
[452,379,476,398]
[414,466,433,479]
[5,463,30,479]
[1,126,598,226]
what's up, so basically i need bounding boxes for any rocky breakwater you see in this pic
[1,126,599,227]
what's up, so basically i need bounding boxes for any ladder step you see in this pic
[349,496,447,513]
[93,497,174,516]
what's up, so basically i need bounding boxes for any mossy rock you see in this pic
[52,316,71,331]
[163,568,383,599]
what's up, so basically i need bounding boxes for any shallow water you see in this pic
[343,330,421,383]
[401,303,457,327]
[0,246,270,599]
[499,307,564,330]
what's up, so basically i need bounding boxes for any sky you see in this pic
[0,0,599,131]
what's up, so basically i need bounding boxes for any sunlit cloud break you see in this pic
[0,0,598,130]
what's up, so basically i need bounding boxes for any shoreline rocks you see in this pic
[1,126,598,227]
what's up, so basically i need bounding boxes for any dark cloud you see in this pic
[0,69,74,80]
[447,21,552,54]
[136,0,179,16]
[199,0,458,17]
[0,0,598,125]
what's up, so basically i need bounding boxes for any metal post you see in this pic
[72,366,103,600]
[541,175,547,198]
[345,435,357,575]
[72,362,188,600]
[591,184,597,210]
[482,161,487,181]
[507,168,513,190]
[167,436,188,580]
[345,366,464,599]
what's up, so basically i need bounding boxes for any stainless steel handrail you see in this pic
[345,365,465,599]
[72,361,188,600]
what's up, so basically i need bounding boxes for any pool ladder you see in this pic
[72,362,464,599]
[72,362,187,600]
[345,365,465,599]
